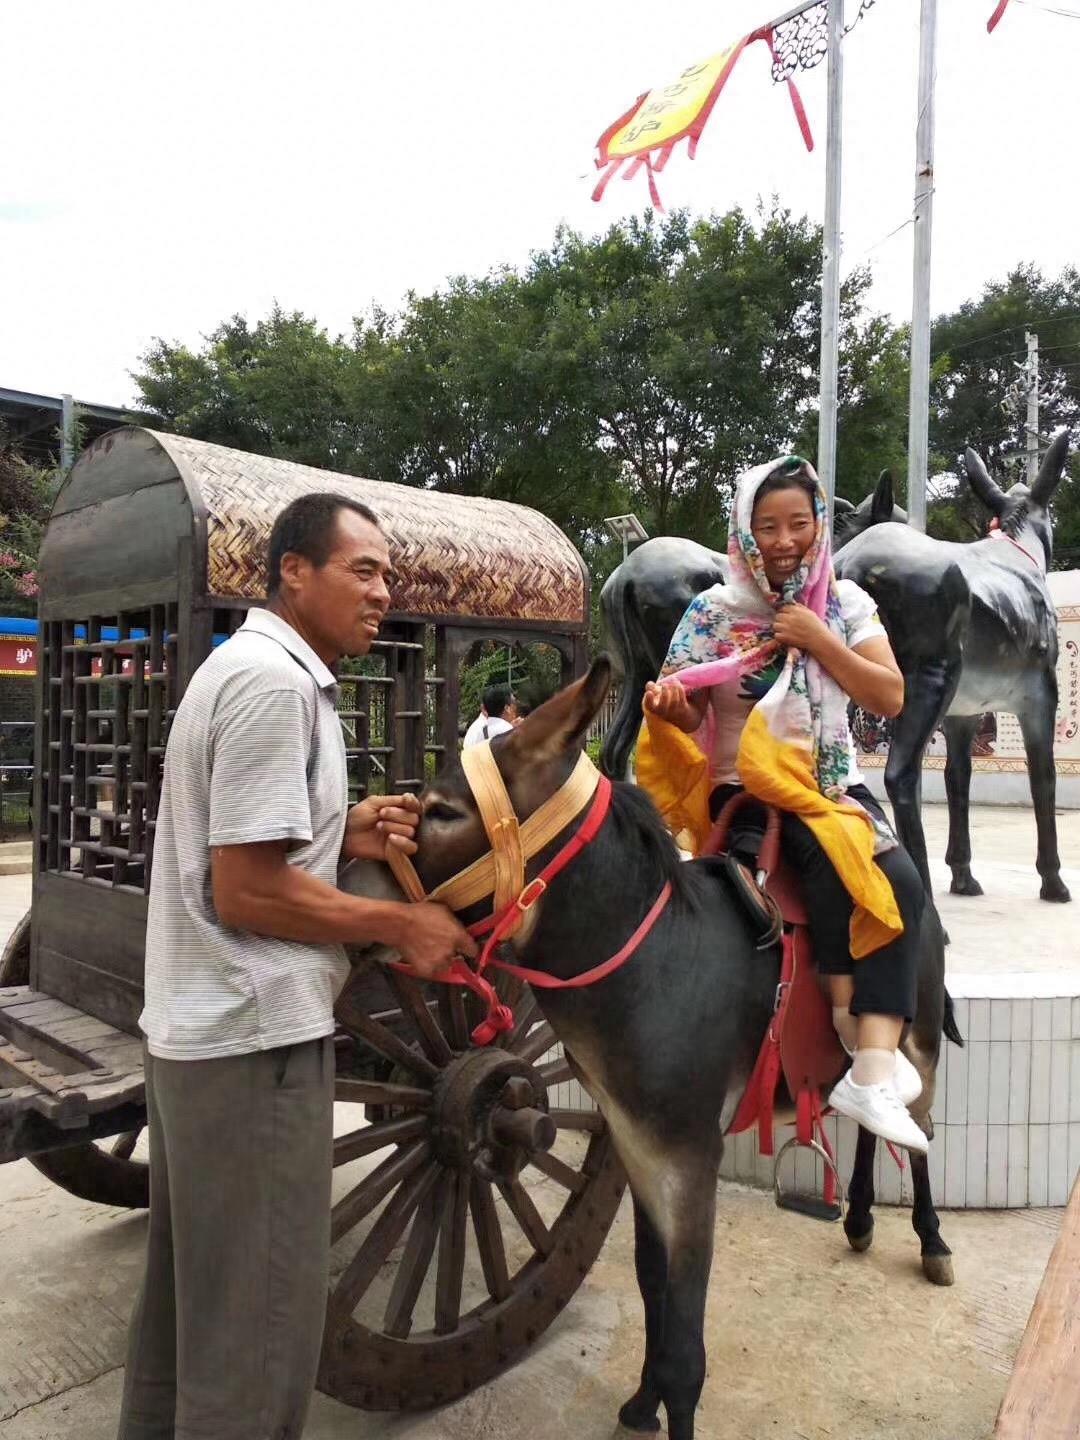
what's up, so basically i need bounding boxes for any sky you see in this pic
[3,0,1079,409]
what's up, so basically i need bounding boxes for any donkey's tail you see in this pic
[943,988,965,1047]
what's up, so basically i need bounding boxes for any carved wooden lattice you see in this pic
[38,605,179,894]
[39,602,450,892]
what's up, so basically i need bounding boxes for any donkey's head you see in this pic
[964,431,1071,568]
[411,657,614,900]
[832,471,909,551]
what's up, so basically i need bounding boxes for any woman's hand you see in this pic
[772,603,831,654]
[643,679,706,733]
[343,792,423,863]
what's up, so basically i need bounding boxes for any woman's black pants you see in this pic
[709,782,923,1021]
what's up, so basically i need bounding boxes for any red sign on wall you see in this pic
[0,637,36,677]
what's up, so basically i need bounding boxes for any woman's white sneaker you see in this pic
[828,1073,929,1152]
[894,1049,923,1107]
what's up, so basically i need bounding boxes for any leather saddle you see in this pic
[700,793,804,948]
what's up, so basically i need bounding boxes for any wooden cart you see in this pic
[0,427,625,1410]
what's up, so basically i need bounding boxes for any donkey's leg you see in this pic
[910,1149,955,1285]
[942,715,983,896]
[653,1188,718,1440]
[604,1105,718,1440]
[618,1197,667,1433]
[884,662,954,893]
[1018,682,1071,902]
[843,1124,878,1253]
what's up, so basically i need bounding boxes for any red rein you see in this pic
[392,774,673,1045]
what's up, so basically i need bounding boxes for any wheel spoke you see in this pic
[333,1113,428,1168]
[334,996,438,1081]
[537,1056,573,1088]
[333,1161,441,1316]
[385,970,453,1065]
[527,1148,588,1195]
[383,1175,445,1339]
[516,1021,556,1066]
[434,1170,469,1334]
[331,1140,429,1245]
[493,969,527,1014]
[111,1128,142,1160]
[503,990,540,1051]
[550,1107,604,1134]
[334,1079,431,1110]
[496,1176,553,1256]
[469,1176,511,1302]
[438,986,469,1050]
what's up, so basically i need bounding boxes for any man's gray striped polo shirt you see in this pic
[141,608,350,1060]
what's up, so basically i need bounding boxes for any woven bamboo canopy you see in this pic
[44,427,588,627]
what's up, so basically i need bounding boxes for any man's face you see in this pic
[286,509,395,659]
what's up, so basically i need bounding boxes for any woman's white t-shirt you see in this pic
[708,578,887,789]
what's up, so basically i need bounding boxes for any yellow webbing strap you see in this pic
[383,748,601,916]
[460,741,525,915]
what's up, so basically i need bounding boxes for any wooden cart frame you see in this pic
[0,427,625,1409]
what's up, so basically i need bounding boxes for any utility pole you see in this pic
[816,0,845,513]
[60,393,75,474]
[906,0,938,534]
[1025,330,1039,485]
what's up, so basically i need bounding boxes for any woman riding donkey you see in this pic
[642,455,928,1153]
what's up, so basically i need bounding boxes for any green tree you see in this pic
[929,265,1080,561]
[532,206,836,550]
[135,306,380,474]
[0,426,60,612]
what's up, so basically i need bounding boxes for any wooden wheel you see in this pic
[321,970,625,1410]
[2,911,150,1209]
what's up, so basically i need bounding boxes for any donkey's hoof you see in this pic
[1041,877,1071,903]
[950,873,984,897]
[922,1252,955,1286]
[845,1224,874,1253]
[618,1394,661,1433]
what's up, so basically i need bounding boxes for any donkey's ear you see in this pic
[507,656,613,760]
[871,470,895,524]
[1031,430,1071,510]
[832,496,856,515]
[963,447,1008,516]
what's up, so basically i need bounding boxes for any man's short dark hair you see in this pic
[267,492,381,595]
[482,685,513,718]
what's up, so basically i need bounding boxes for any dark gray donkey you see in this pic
[835,431,1072,903]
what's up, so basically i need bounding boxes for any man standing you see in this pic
[462,683,518,747]
[118,493,475,1440]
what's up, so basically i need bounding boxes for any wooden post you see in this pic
[994,1173,1080,1437]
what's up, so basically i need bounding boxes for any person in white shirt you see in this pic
[462,684,518,747]
[118,493,475,1440]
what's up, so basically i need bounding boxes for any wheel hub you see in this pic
[429,1048,553,1176]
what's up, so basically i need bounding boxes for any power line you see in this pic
[930,308,1080,358]
[1015,0,1080,18]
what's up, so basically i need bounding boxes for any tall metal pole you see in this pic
[60,393,75,474]
[1025,330,1039,485]
[906,0,938,533]
[817,0,845,513]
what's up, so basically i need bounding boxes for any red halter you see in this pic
[987,515,1043,570]
[391,774,672,1045]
